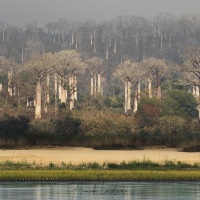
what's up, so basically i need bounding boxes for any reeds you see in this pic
[0,170,200,181]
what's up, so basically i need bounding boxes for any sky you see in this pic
[0,0,200,26]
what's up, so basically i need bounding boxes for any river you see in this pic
[0,182,200,200]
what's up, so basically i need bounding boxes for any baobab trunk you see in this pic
[137,80,141,102]
[74,74,77,100]
[160,34,163,52]
[71,32,74,45]
[69,75,74,110]
[148,79,152,98]
[93,28,96,54]
[8,68,13,96]
[94,73,97,98]
[44,95,48,114]
[21,45,24,63]
[106,46,109,60]
[127,81,131,110]
[114,38,117,54]
[46,75,50,103]
[35,81,42,119]
[97,73,101,96]
[61,85,66,104]
[193,86,196,96]
[90,33,93,46]
[91,74,94,96]
[157,85,162,100]
[124,81,128,113]
[54,73,58,112]
[58,76,62,100]
[196,86,199,97]
[133,89,138,114]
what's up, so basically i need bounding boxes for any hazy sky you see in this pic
[0,0,199,26]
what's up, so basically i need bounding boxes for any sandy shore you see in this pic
[0,147,199,166]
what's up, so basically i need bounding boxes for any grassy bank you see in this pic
[0,160,200,181]
[0,170,200,181]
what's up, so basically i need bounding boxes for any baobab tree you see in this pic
[86,56,106,98]
[0,56,16,96]
[24,52,55,119]
[113,59,141,113]
[54,50,83,110]
[182,46,200,118]
[142,57,176,99]
[0,21,7,43]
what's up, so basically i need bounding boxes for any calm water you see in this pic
[0,182,200,200]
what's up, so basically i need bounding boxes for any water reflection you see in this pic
[0,182,200,200]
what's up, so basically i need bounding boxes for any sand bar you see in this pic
[0,147,199,166]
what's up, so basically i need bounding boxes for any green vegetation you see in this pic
[0,160,200,181]
[0,159,200,170]
[0,89,199,149]
[0,170,200,181]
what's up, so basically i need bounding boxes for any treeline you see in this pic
[1,13,200,64]
[0,89,199,149]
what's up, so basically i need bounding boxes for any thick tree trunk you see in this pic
[35,81,42,119]
[54,73,58,112]
[74,74,77,101]
[90,33,93,46]
[198,106,200,120]
[17,82,20,107]
[2,29,5,43]
[133,89,138,114]
[26,97,29,107]
[44,97,48,114]
[71,32,74,45]
[106,46,109,60]
[21,45,24,63]
[114,38,117,54]
[53,31,56,43]
[94,73,97,98]
[93,28,96,54]
[109,35,112,47]
[127,81,131,110]
[58,76,62,100]
[138,80,141,102]
[61,85,66,104]
[196,86,199,97]
[58,33,61,44]
[97,73,101,96]
[148,79,152,98]
[157,85,162,99]
[124,81,128,113]
[193,86,196,96]
[8,68,13,96]
[69,75,74,110]
[46,75,50,104]
[91,75,94,96]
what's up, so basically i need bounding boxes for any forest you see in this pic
[0,13,200,149]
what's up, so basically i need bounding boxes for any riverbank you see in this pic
[0,146,199,166]
[1,170,200,181]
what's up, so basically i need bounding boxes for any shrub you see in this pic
[158,116,186,146]
[135,97,161,127]
[0,115,29,141]
[77,110,135,136]
[53,110,81,135]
